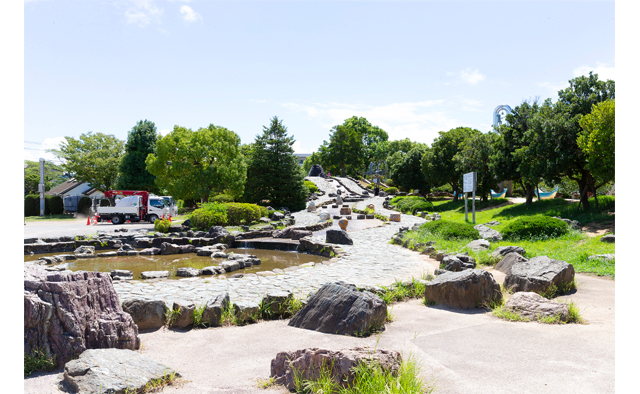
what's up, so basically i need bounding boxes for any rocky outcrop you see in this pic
[61,349,180,394]
[466,239,491,251]
[491,246,526,258]
[424,269,502,309]
[441,255,476,272]
[176,267,201,277]
[201,293,229,327]
[288,282,386,336]
[503,292,570,322]
[292,230,312,240]
[325,229,353,245]
[271,347,401,391]
[503,256,575,294]
[308,164,325,177]
[24,264,140,368]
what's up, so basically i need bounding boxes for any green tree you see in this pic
[491,101,543,205]
[24,160,67,196]
[578,99,615,188]
[531,72,614,209]
[146,124,246,202]
[116,119,159,192]
[454,132,499,201]
[394,146,430,195]
[319,124,365,177]
[243,117,309,211]
[421,127,481,201]
[49,132,124,192]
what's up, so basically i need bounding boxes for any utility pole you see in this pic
[39,158,45,216]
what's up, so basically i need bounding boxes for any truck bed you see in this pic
[96,207,139,215]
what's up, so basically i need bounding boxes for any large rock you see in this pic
[308,164,324,177]
[474,224,503,241]
[24,264,140,368]
[424,269,502,309]
[491,246,526,259]
[201,293,229,327]
[288,282,386,336]
[160,242,182,255]
[273,227,296,239]
[176,267,201,277]
[272,212,285,221]
[325,229,353,245]
[110,269,133,281]
[140,270,169,279]
[466,239,491,251]
[441,255,476,272]
[503,256,575,294]
[170,300,195,328]
[121,298,168,331]
[62,349,180,394]
[139,247,161,255]
[74,245,95,255]
[495,252,528,274]
[600,234,615,243]
[292,230,312,240]
[271,347,401,391]
[504,292,570,322]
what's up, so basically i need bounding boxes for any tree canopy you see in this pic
[146,124,246,202]
[393,146,430,195]
[49,132,124,192]
[454,132,499,201]
[243,117,309,211]
[24,160,67,196]
[578,99,615,187]
[116,119,159,192]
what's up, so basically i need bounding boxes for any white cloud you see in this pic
[573,63,615,81]
[280,100,467,145]
[292,141,313,154]
[159,129,172,136]
[124,0,163,27]
[447,68,485,85]
[180,5,202,23]
[23,137,66,163]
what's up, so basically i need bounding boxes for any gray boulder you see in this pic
[211,251,229,258]
[491,246,526,259]
[74,245,95,255]
[140,270,169,279]
[272,212,285,221]
[600,234,615,243]
[139,247,161,255]
[121,298,168,330]
[504,256,575,294]
[504,292,570,322]
[308,164,324,177]
[474,224,503,241]
[325,229,353,245]
[587,254,615,262]
[234,300,260,323]
[441,255,475,272]
[201,293,230,327]
[424,269,502,309]
[61,349,180,394]
[201,266,224,275]
[288,282,386,336]
[207,226,229,238]
[176,267,201,277]
[261,290,293,318]
[271,347,401,391]
[170,300,195,328]
[160,242,181,255]
[220,260,242,272]
[495,252,529,274]
[466,239,491,251]
[273,227,296,239]
[292,230,312,240]
[110,269,133,281]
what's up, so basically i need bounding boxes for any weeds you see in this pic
[165,306,180,327]
[220,302,238,326]
[256,377,277,389]
[539,279,577,299]
[24,349,56,376]
[142,370,179,392]
[192,304,207,328]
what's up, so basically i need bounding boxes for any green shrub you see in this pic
[419,220,480,240]
[385,179,394,186]
[154,218,171,233]
[190,202,228,229]
[390,196,434,214]
[385,187,398,194]
[226,203,261,225]
[502,215,569,240]
[304,180,319,194]
[410,201,434,214]
[365,184,374,189]
[77,197,93,215]
[48,195,64,215]
[259,205,269,218]
[211,194,235,203]
[24,194,38,216]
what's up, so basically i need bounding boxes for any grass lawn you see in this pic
[394,196,615,277]
[24,214,77,222]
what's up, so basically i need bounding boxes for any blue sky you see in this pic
[22,0,615,163]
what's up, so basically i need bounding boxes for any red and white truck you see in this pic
[95,190,170,224]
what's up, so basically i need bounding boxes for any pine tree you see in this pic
[117,120,159,192]
[243,117,308,211]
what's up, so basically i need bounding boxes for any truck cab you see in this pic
[95,190,170,224]
[161,196,178,216]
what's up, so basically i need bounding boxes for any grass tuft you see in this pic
[24,349,56,376]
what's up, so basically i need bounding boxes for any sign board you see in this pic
[463,172,476,193]
[373,179,378,184]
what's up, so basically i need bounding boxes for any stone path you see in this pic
[113,193,432,309]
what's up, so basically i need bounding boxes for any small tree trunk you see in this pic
[341,164,346,178]
[524,184,535,205]
[577,177,591,211]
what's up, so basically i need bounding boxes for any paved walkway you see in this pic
[113,191,432,307]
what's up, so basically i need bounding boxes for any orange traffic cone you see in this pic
[87,216,91,226]
[169,215,171,223]
[162,214,165,220]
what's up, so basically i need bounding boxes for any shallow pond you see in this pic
[24,248,328,279]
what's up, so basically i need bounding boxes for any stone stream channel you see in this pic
[25,177,433,314]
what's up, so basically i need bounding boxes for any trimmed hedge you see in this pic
[419,220,480,240]
[24,195,64,216]
[385,187,399,194]
[502,215,569,240]
[211,194,235,203]
[391,196,434,214]
[190,202,266,229]
[304,180,319,194]
[154,218,171,233]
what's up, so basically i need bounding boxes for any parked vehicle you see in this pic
[95,190,169,224]
[161,196,178,216]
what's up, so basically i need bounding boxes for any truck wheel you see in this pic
[149,214,158,224]
[111,215,123,225]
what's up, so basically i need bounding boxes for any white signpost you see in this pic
[463,172,477,223]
